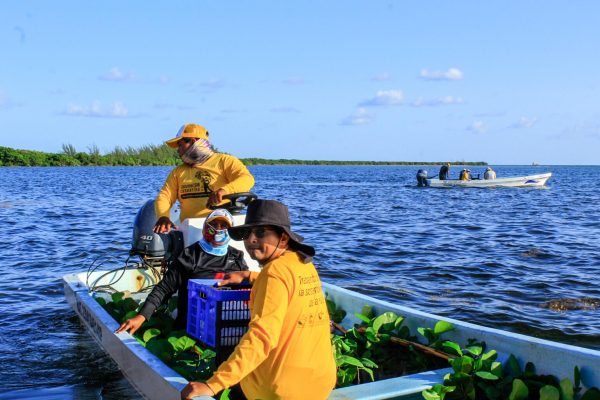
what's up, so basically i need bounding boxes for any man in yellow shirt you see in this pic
[153,123,255,233]
[181,200,336,400]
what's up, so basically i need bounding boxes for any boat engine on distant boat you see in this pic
[416,169,429,187]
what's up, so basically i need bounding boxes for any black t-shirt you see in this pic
[139,243,248,328]
[439,165,449,178]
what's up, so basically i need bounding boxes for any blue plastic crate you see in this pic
[187,279,251,358]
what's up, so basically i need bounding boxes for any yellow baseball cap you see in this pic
[165,124,209,148]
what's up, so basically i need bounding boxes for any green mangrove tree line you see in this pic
[0,145,486,167]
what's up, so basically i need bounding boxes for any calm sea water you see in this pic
[0,165,599,399]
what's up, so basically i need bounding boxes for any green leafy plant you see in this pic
[329,302,448,387]
[98,293,217,382]
[422,347,600,400]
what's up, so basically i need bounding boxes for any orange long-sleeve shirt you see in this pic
[206,251,336,399]
[155,153,255,221]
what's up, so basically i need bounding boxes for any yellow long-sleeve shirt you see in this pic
[155,153,255,221]
[206,251,336,400]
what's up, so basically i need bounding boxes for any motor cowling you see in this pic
[416,169,429,187]
[131,200,183,260]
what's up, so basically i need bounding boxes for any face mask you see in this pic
[212,228,230,247]
[203,222,230,247]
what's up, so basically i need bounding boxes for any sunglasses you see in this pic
[179,138,197,145]
[238,226,278,240]
[206,221,229,235]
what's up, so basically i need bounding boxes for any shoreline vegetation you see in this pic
[0,145,486,167]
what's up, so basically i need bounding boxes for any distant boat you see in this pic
[425,172,552,188]
[532,162,540,166]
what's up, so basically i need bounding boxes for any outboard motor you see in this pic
[131,200,184,262]
[416,169,429,187]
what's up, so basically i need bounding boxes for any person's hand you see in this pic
[217,271,251,286]
[180,382,214,400]
[154,216,176,233]
[115,314,146,335]
[207,188,226,208]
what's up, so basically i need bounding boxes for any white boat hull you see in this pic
[427,172,552,188]
[64,266,599,400]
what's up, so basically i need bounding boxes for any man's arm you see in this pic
[218,155,255,196]
[138,261,184,321]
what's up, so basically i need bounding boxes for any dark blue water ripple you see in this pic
[1,165,599,397]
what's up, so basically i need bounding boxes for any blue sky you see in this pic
[1,1,599,165]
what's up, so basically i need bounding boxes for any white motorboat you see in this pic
[63,195,599,399]
[425,172,552,188]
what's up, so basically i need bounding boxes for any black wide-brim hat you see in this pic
[229,199,315,257]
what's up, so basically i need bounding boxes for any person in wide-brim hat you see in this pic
[181,199,335,400]
[229,199,315,258]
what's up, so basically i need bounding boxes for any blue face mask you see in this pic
[212,229,230,247]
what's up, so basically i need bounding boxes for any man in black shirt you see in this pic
[439,163,450,180]
[117,209,248,334]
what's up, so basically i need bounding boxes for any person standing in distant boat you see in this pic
[439,163,451,180]
[153,123,255,233]
[484,167,497,180]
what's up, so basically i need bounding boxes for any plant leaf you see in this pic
[560,377,574,400]
[422,389,441,400]
[361,305,374,319]
[581,388,600,400]
[173,336,196,353]
[442,341,463,357]
[509,378,529,400]
[434,320,454,335]
[336,355,364,368]
[539,385,559,400]
[143,328,161,343]
[481,350,497,362]
[574,366,581,388]
[491,361,503,378]
[111,292,125,304]
[219,388,231,400]
[524,361,536,377]
[505,354,522,377]
[372,312,398,333]
[464,345,483,356]
[475,371,499,380]
[354,313,371,324]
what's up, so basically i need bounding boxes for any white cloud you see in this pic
[509,117,538,129]
[99,67,135,82]
[420,68,464,81]
[412,96,464,107]
[341,108,373,126]
[467,120,487,134]
[63,101,130,118]
[371,72,392,82]
[360,89,403,106]
[270,106,300,113]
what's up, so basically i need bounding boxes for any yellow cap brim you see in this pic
[165,137,180,148]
